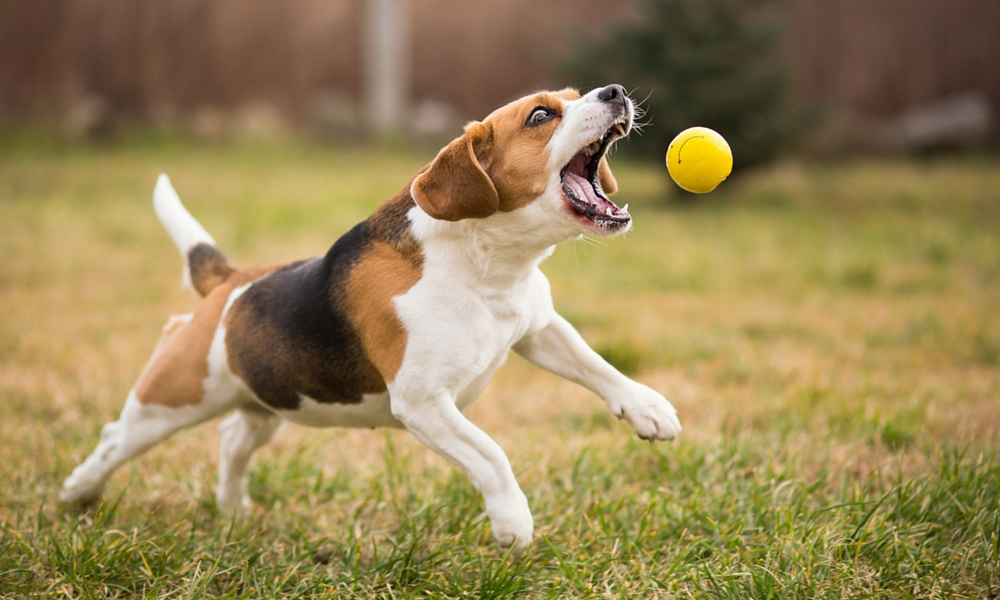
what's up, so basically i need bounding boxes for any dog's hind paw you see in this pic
[59,476,106,508]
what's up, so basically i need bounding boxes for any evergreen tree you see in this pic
[567,0,799,174]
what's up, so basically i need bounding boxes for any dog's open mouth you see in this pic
[561,119,630,231]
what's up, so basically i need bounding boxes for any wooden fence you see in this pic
[1,0,997,133]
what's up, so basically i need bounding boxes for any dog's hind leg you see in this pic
[61,300,243,506]
[216,407,281,512]
[60,387,235,505]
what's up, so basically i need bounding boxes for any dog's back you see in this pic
[225,190,422,409]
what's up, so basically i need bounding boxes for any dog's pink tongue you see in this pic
[564,172,599,205]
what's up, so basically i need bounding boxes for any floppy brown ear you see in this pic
[598,157,618,196]
[411,122,499,221]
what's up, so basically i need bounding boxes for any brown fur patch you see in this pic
[412,89,585,221]
[188,243,235,297]
[411,127,499,221]
[344,241,422,383]
[135,267,275,407]
[482,91,573,213]
[367,186,423,251]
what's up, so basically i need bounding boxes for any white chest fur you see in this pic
[391,207,558,402]
[392,262,548,398]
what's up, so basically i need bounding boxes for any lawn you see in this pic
[1,136,998,598]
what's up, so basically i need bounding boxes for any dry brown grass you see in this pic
[2,143,998,493]
[1,139,998,597]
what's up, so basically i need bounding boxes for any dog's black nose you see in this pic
[597,84,627,106]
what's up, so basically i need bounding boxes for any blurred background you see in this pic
[2,3,1000,595]
[2,0,998,166]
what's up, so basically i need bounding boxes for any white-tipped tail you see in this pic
[153,174,216,288]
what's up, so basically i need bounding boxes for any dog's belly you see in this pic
[275,391,402,429]
[271,368,499,430]
[274,354,506,430]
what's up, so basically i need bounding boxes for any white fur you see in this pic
[277,393,400,429]
[217,408,281,511]
[549,87,636,176]
[63,89,681,557]
[60,389,233,504]
[153,174,218,289]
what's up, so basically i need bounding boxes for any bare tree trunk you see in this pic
[363,0,410,138]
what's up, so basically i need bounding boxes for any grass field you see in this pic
[1,136,999,598]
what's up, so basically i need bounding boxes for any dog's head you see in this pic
[412,85,634,239]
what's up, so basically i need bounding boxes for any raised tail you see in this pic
[153,174,235,297]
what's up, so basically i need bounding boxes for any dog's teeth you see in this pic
[605,207,612,216]
[622,203,629,212]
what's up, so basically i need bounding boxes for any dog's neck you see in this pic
[409,202,568,290]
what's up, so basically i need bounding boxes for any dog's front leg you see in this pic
[388,385,533,554]
[514,313,682,441]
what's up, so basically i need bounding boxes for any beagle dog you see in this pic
[61,84,681,554]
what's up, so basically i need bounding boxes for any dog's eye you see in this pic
[527,107,553,127]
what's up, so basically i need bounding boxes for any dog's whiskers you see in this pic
[579,235,607,250]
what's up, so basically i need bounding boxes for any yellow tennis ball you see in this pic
[665,127,733,194]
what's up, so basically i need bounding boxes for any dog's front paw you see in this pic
[611,384,682,441]
[487,493,534,556]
